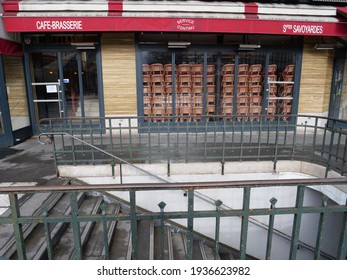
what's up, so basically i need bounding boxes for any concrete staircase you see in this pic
[0,190,238,260]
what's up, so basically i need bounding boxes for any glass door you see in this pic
[62,51,99,118]
[328,48,347,128]
[30,52,63,121]
[29,49,100,129]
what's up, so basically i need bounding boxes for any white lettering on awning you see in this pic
[36,20,83,30]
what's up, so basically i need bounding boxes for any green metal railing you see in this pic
[0,178,346,260]
[39,114,347,177]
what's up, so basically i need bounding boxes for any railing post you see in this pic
[187,189,194,260]
[343,136,347,176]
[70,191,82,260]
[158,201,167,260]
[128,117,133,162]
[337,199,347,260]
[239,186,251,260]
[214,199,223,259]
[314,195,328,260]
[265,197,277,260]
[9,193,26,260]
[326,120,336,178]
[42,205,53,260]
[101,204,110,260]
[130,190,138,260]
[289,184,305,260]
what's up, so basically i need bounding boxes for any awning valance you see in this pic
[2,0,347,36]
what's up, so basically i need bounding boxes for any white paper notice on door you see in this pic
[46,85,58,93]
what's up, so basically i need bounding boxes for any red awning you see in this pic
[2,0,347,36]
[0,38,23,56]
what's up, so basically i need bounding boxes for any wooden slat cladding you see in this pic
[3,56,28,117]
[299,39,334,114]
[101,33,137,116]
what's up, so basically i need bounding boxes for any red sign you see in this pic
[3,16,347,37]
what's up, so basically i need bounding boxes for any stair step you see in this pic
[154,226,172,260]
[53,196,103,260]
[83,203,121,260]
[0,192,65,259]
[22,192,85,260]
[1,190,239,260]
[137,220,154,260]
[171,231,188,260]
[109,220,132,260]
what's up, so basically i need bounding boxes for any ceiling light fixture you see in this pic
[314,43,336,50]
[168,41,191,48]
[238,44,261,51]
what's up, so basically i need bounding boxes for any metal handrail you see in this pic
[1,179,347,260]
[38,132,170,184]
[38,130,347,258]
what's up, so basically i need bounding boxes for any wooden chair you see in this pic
[192,85,203,96]
[238,64,249,75]
[280,104,292,120]
[222,64,235,75]
[206,104,216,115]
[236,106,249,121]
[191,64,203,75]
[143,75,151,86]
[268,75,277,83]
[266,105,277,120]
[249,95,262,106]
[222,85,234,96]
[238,75,249,86]
[152,85,166,96]
[143,85,152,96]
[151,74,165,86]
[152,95,166,107]
[268,64,277,75]
[249,85,262,96]
[249,64,262,75]
[165,75,177,86]
[237,86,249,96]
[164,64,176,76]
[221,105,233,120]
[237,95,249,106]
[152,107,166,122]
[206,75,215,85]
[178,85,191,96]
[221,95,233,106]
[178,74,191,87]
[150,63,164,75]
[191,75,203,86]
[222,74,235,87]
[207,64,216,75]
[278,85,293,97]
[281,64,295,76]
[248,75,262,86]
[269,85,277,96]
[192,106,203,122]
[206,94,215,105]
[249,105,262,121]
[177,64,191,75]
[143,64,151,75]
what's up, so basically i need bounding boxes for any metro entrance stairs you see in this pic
[0,138,239,260]
[0,187,239,260]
